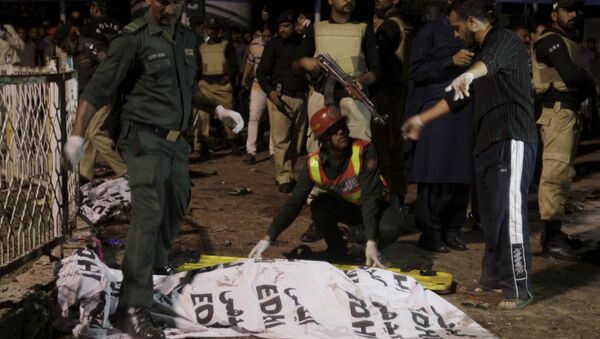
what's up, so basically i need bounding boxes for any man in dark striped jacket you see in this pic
[402,0,538,310]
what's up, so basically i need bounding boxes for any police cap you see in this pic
[276,10,296,26]
[552,0,583,10]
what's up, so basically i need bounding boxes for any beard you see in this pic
[463,31,476,48]
[558,17,577,32]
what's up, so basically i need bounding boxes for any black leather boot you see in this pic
[541,220,579,260]
[418,232,449,253]
[114,306,165,339]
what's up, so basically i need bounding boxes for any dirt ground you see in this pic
[2,141,600,338]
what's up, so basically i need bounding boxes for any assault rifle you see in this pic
[317,52,388,125]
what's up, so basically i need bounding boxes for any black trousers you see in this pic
[475,139,536,300]
[415,183,470,241]
[371,85,407,196]
[310,193,403,254]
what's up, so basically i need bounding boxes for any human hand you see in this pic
[215,105,244,134]
[452,49,475,67]
[248,239,270,259]
[365,240,385,268]
[445,72,474,101]
[401,115,425,140]
[219,75,230,86]
[268,90,282,106]
[62,136,84,170]
[301,57,321,73]
[345,80,364,101]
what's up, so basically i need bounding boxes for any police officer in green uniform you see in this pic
[248,106,405,267]
[63,1,243,337]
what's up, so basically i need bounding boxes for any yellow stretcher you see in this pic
[178,255,454,294]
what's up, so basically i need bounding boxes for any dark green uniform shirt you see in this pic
[81,11,199,131]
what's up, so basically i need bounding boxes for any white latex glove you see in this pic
[445,72,474,101]
[63,136,84,168]
[215,105,244,134]
[365,240,385,268]
[248,240,270,259]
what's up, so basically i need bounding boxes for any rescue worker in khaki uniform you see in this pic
[293,0,382,241]
[76,0,127,182]
[62,1,243,337]
[532,0,597,260]
[248,106,404,267]
[196,18,241,155]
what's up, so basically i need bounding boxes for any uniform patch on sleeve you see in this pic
[184,48,194,56]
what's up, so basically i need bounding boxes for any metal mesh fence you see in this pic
[0,68,78,275]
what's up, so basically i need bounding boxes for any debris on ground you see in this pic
[228,186,252,196]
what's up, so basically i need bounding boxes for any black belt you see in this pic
[129,121,182,142]
[542,101,579,112]
[282,91,306,99]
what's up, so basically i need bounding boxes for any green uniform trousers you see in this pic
[117,127,191,310]
[537,102,582,221]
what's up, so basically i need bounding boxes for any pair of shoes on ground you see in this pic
[418,234,468,253]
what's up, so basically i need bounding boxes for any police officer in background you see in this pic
[257,11,308,193]
[293,0,382,153]
[76,0,127,182]
[196,18,241,155]
[532,0,597,260]
[249,106,404,267]
[62,1,243,337]
[371,0,411,203]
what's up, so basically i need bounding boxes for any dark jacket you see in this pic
[405,16,474,184]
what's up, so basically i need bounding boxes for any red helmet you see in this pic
[310,106,346,139]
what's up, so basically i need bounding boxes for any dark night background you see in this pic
[0,1,599,32]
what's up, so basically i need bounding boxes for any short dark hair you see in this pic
[510,23,529,32]
[531,21,547,31]
[453,0,488,21]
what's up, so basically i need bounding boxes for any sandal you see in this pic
[459,285,503,296]
[497,292,534,310]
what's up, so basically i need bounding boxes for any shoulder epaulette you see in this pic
[124,17,147,34]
